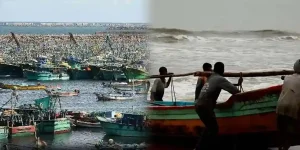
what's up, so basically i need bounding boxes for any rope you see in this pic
[238,72,244,92]
[170,77,177,105]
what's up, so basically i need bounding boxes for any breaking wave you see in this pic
[150,28,300,43]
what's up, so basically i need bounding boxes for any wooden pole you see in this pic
[148,70,294,78]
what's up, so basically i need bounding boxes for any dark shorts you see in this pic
[277,114,300,134]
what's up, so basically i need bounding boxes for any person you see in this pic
[194,62,240,150]
[276,59,300,150]
[150,67,173,101]
[195,63,212,100]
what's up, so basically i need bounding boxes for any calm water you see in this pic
[0,26,105,35]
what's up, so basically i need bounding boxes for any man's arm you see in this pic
[218,77,240,94]
[165,73,174,88]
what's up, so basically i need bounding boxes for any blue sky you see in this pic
[0,0,148,23]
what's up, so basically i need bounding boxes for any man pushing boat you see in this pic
[195,63,212,100]
[150,67,173,101]
[276,59,300,150]
[194,62,240,150]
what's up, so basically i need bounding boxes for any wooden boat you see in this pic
[95,92,134,101]
[75,120,101,128]
[146,84,282,137]
[0,84,46,90]
[34,96,71,134]
[99,113,149,137]
[51,90,80,97]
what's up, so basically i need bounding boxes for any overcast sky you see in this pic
[150,0,300,32]
[0,0,149,23]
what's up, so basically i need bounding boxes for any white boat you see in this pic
[95,92,134,101]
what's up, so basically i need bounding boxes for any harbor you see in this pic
[0,23,150,150]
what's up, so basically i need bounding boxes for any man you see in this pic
[276,59,300,150]
[195,63,212,100]
[195,62,240,150]
[150,67,173,101]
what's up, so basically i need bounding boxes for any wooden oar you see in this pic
[148,70,294,78]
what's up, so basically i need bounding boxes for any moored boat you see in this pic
[75,120,101,128]
[50,90,80,97]
[99,113,149,137]
[95,92,134,101]
[34,94,71,134]
[0,84,46,90]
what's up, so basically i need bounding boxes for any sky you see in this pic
[0,0,149,23]
[150,0,300,32]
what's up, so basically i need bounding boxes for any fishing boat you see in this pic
[65,56,93,80]
[99,113,149,137]
[75,120,101,128]
[121,65,148,80]
[24,56,70,81]
[95,92,134,101]
[0,64,24,78]
[50,90,80,97]
[0,83,46,90]
[0,90,36,138]
[146,70,295,145]
[34,93,71,134]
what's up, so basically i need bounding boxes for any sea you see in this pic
[0,25,149,150]
[148,28,300,149]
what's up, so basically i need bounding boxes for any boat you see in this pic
[99,113,149,137]
[0,91,36,138]
[25,68,70,81]
[95,92,134,101]
[64,57,93,80]
[146,84,283,137]
[34,95,71,134]
[24,56,70,81]
[50,90,80,97]
[0,64,24,78]
[75,120,101,128]
[121,66,148,80]
[0,83,46,90]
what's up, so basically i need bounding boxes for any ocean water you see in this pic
[149,29,300,101]
[0,26,105,35]
[148,28,300,149]
[0,25,148,149]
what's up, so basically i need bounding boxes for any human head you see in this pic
[294,59,300,74]
[202,63,212,71]
[213,62,225,75]
[159,67,168,75]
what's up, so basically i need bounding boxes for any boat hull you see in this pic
[0,64,23,78]
[25,70,70,81]
[100,121,149,137]
[9,126,36,137]
[146,85,282,137]
[122,67,148,80]
[75,120,101,128]
[0,126,8,139]
[36,118,71,134]
[67,69,93,80]
[1,84,46,90]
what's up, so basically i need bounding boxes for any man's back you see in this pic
[195,73,239,109]
[150,78,165,101]
[277,74,300,119]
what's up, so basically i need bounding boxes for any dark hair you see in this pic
[159,67,167,74]
[202,63,212,71]
[213,62,225,75]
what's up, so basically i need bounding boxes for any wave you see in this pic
[150,28,300,36]
[149,28,300,43]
